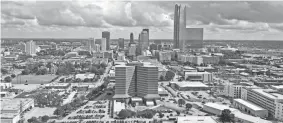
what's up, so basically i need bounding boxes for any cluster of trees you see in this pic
[86,77,110,100]
[159,71,175,81]
[2,74,16,82]
[219,109,235,123]
[177,99,186,107]
[27,115,50,123]
[56,62,75,75]
[1,68,8,74]
[88,62,107,75]
[21,62,48,75]
[36,49,66,56]
[53,96,86,117]
[34,92,63,107]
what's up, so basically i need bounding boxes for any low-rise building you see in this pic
[184,72,213,82]
[233,99,268,118]
[171,81,210,91]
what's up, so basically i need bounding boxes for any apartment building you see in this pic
[246,88,283,120]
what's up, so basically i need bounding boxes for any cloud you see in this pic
[1,1,173,28]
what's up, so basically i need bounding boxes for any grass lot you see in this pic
[11,75,58,84]
[24,107,56,121]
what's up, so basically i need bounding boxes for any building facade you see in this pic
[25,40,37,55]
[101,38,107,52]
[102,31,110,50]
[113,62,160,100]
[118,38,124,49]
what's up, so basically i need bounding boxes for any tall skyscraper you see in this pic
[118,38,124,49]
[142,29,149,38]
[129,33,134,46]
[88,38,95,52]
[174,4,181,49]
[113,62,160,100]
[174,4,203,51]
[102,31,110,50]
[140,30,149,50]
[101,38,107,51]
[26,40,36,55]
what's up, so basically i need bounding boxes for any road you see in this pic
[95,62,112,88]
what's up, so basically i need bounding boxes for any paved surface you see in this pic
[24,107,56,121]
[62,91,77,105]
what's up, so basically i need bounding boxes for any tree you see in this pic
[185,103,192,110]
[165,71,175,81]
[100,62,108,68]
[41,115,49,122]
[53,107,64,117]
[59,78,65,82]
[118,109,132,119]
[22,69,30,75]
[89,66,98,73]
[220,109,234,123]
[4,76,12,82]
[1,68,8,74]
[159,112,164,118]
[98,68,105,75]
[11,74,16,78]
[178,99,185,107]
[84,78,89,82]
[27,117,38,123]
[159,75,164,81]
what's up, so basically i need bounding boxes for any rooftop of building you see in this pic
[184,71,211,74]
[233,111,272,123]
[204,103,238,112]
[252,89,283,100]
[233,99,266,111]
[177,116,217,123]
[271,85,283,89]
[171,81,209,88]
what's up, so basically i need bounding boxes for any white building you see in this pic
[233,99,268,118]
[158,51,172,62]
[224,83,253,98]
[25,40,37,56]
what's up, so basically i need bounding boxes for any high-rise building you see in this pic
[140,30,149,50]
[101,38,107,51]
[26,40,36,55]
[102,31,110,50]
[129,33,134,46]
[129,44,136,56]
[174,4,203,51]
[88,38,96,52]
[118,38,124,49]
[174,4,181,49]
[113,62,160,100]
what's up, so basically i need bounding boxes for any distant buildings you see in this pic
[155,50,173,62]
[113,61,160,100]
[179,55,220,65]
[171,81,210,91]
[101,38,107,52]
[102,31,110,50]
[118,38,124,50]
[25,40,37,56]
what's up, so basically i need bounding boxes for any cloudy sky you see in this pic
[1,1,283,40]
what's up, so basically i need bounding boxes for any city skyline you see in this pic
[1,1,283,40]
